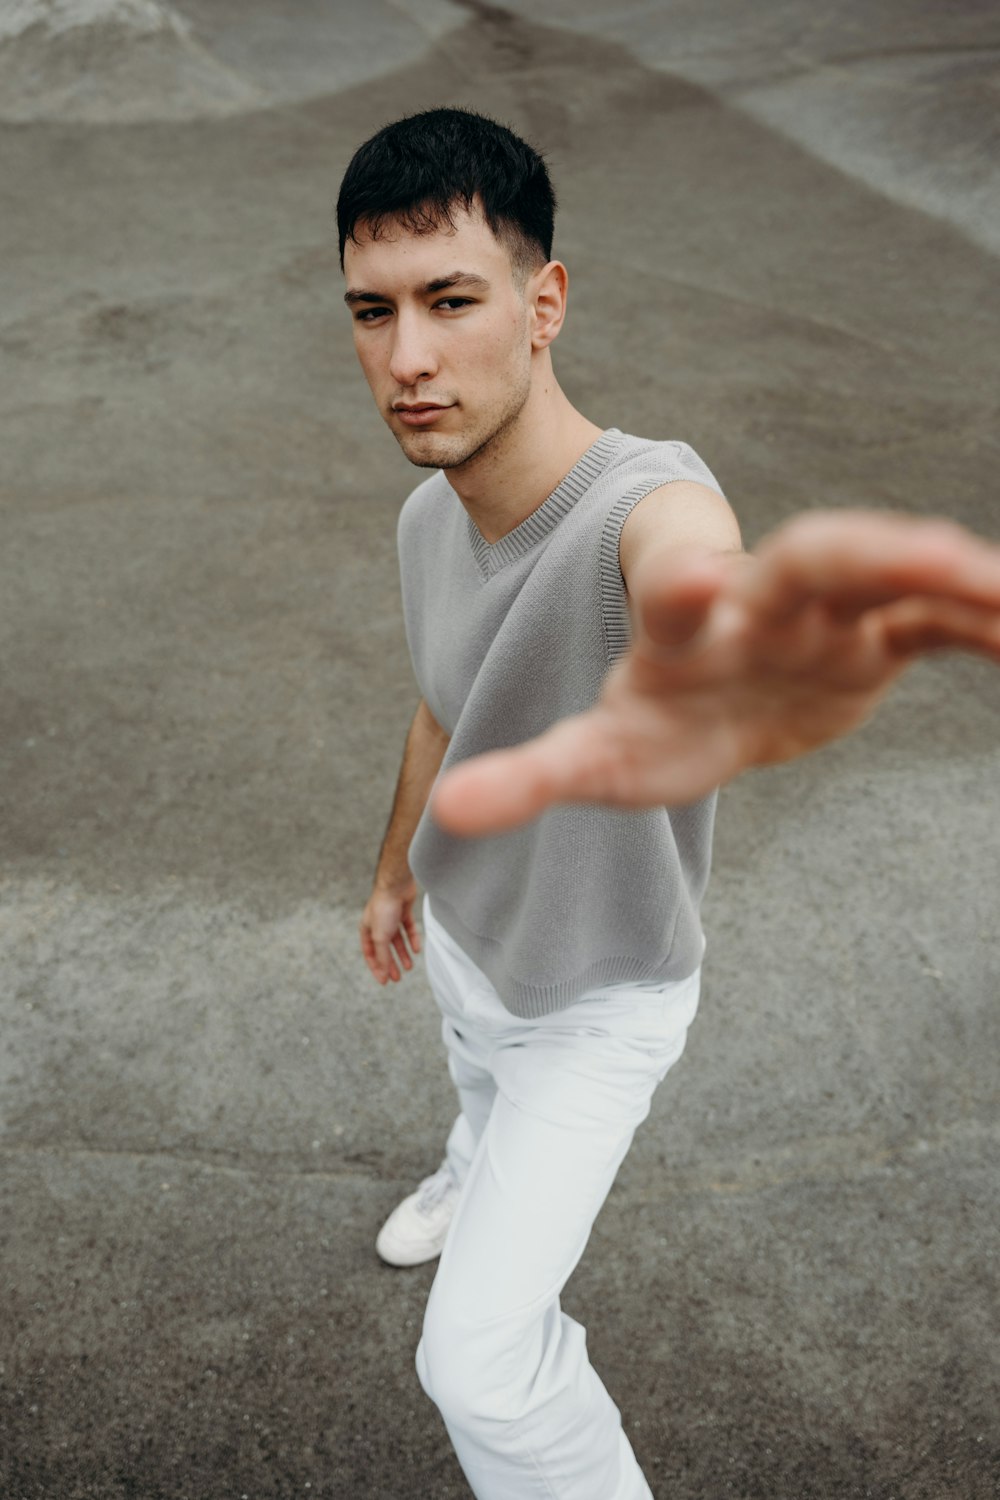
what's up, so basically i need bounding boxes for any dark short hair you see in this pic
[336,107,556,279]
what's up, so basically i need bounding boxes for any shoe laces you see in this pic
[416,1164,458,1212]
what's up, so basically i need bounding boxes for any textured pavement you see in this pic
[1,3,999,1496]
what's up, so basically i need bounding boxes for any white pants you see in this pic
[415,894,702,1500]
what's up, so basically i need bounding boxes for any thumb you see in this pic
[430,717,591,837]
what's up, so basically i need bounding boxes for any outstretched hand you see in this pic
[429,510,1000,837]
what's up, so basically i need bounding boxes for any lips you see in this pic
[394,403,452,427]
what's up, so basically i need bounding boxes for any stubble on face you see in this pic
[394,349,533,473]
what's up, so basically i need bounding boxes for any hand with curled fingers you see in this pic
[429,510,1000,838]
[360,877,423,985]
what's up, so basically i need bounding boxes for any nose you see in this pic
[388,308,438,390]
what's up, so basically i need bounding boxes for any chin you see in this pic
[395,432,443,467]
[396,429,474,471]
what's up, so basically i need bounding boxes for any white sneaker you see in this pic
[375,1162,462,1267]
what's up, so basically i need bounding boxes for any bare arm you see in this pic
[360,698,451,984]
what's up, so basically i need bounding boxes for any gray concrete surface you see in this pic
[1,2,998,1496]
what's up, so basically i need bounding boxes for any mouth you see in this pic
[393,403,453,428]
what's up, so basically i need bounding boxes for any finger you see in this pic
[881,597,1000,661]
[432,710,737,835]
[430,716,597,837]
[741,512,1000,623]
[391,929,414,971]
[628,547,729,653]
[364,956,386,983]
[360,927,384,978]
[429,707,724,836]
[361,938,386,984]
[373,937,400,983]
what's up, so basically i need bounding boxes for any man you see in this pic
[339,108,1000,1499]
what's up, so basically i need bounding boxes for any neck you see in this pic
[443,374,605,545]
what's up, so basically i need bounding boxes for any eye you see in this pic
[435,297,474,311]
[354,306,390,323]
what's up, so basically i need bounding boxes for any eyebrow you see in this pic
[343,271,491,306]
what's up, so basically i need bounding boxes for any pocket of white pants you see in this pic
[565,970,701,1060]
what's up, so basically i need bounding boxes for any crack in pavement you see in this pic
[2,1117,993,1195]
[0,1140,381,1184]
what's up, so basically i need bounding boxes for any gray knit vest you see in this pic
[398,427,725,1018]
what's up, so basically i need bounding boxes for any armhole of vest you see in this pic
[600,479,678,669]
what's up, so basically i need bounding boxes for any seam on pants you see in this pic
[527,1444,563,1500]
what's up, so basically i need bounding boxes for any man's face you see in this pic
[343,203,535,470]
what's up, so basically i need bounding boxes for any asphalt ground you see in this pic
[1,3,998,1496]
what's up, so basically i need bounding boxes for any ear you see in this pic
[527,260,569,351]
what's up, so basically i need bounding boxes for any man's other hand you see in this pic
[360,879,422,984]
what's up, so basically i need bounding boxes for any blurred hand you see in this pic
[430,510,1000,837]
[360,877,422,984]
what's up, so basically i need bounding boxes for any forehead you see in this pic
[343,204,513,287]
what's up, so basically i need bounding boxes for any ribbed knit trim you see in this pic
[466,428,625,579]
[599,477,690,667]
[427,890,700,1020]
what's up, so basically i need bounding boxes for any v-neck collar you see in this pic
[465,428,624,580]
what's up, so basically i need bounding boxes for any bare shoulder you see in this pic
[619,479,742,592]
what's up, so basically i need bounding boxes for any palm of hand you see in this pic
[430,511,1000,836]
[582,594,900,808]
